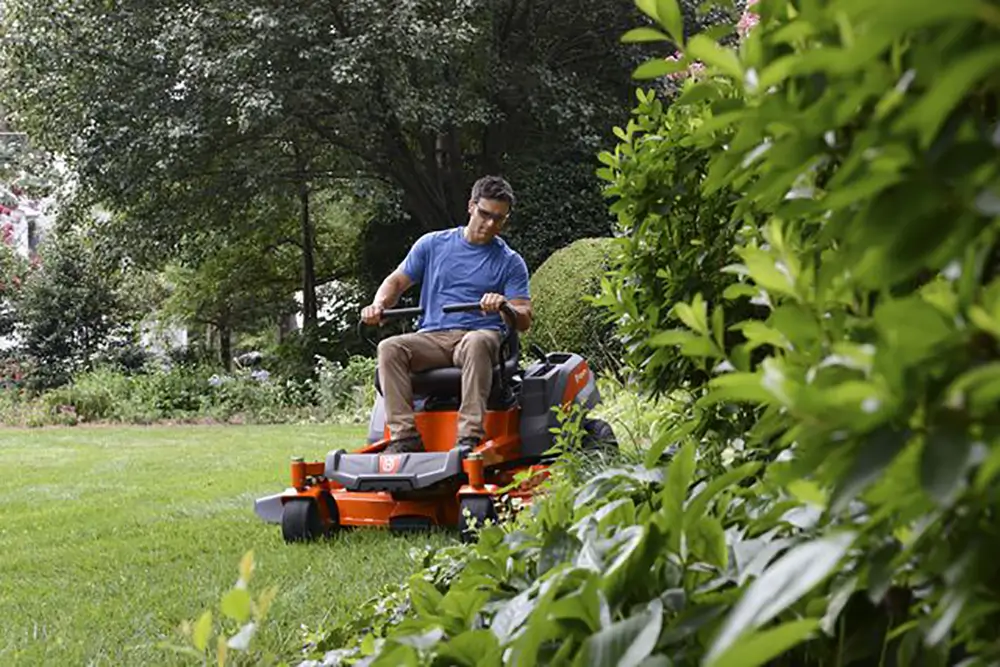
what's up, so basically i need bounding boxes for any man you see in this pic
[360,176,533,453]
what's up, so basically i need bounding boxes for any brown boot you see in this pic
[454,435,481,451]
[384,435,425,454]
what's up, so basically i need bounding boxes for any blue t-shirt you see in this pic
[400,227,530,332]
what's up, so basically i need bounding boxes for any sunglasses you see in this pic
[474,205,509,224]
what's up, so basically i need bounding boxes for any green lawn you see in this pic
[0,424,453,666]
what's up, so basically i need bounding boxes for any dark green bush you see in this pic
[522,237,621,371]
[503,158,615,273]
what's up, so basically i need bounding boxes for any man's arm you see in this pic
[361,269,414,324]
[480,293,533,332]
[506,298,533,332]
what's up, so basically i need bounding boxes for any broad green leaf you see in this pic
[633,57,689,80]
[703,371,771,405]
[787,480,826,507]
[705,619,820,667]
[733,321,790,351]
[945,362,1000,416]
[920,428,973,507]
[686,462,761,520]
[895,45,1000,147]
[408,576,443,617]
[820,577,858,636]
[578,599,663,667]
[648,329,699,347]
[925,589,967,647]
[739,248,797,298]
[193,610,213,653]
[830,427,909,514]
[392,627,445,651]
[974,443,1000,493]
[687,516,728,568]
[622,27,671,43]
[636,0,659,21]
[656,0,685,44]
[685,35,743,80]
[440,588,490,628]
[706,532,855,662]
[438,630,501,667]
[661,442,696,549]
[221,589,251,623]
[672,296,709,335]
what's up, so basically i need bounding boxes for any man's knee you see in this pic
[377,337,406,363]
[457,331,499,363]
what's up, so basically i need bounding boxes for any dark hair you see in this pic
[470,175,516,209]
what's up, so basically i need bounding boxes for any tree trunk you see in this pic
[294,145,319,332]
[220,325,232,371]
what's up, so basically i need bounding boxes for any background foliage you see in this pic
[523,237,622,372]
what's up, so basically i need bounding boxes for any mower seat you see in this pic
[375,329,519,403]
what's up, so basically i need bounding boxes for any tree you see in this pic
[16,224,133,389]
[0,0,648,294]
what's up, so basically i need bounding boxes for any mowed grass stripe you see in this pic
[0,425,451,666]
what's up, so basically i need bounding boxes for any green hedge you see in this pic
[522,237,620,371]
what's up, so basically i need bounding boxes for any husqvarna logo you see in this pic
[379,455,401,473]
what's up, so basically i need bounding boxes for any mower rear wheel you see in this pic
[583,418,618,453]
[458,495,498,543]
[282,498,327,543]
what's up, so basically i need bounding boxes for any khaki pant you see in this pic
[377,329,501,441]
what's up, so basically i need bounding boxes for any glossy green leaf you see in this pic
[896,45,1000,147]
[661,442,695,544]
[706,533,855,662]
[578,599,663,667]
[685,35,743,80]
[622,27,671,43]
[920,428,974,507]
[220,589,251,624]
[656,0,685,45]
[687,516,728,568]
[705,619,820,667]
[192,610,213,653]
[830,427,909,513]
[408,577,443,618]
[438,630,502,667]
[633,57,689,80]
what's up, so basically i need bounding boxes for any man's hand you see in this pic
[360,303,384,326]
[479,292,507,313]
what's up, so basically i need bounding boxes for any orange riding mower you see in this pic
[253,302,617,543]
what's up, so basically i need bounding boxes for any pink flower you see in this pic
[1,222,12,247]
[665,51,707,81]
[738,0,760,38]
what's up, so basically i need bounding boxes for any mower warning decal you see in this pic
[379,454,402,474]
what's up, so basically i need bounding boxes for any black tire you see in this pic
[583,418,618,453]
[282,499,324,543]
[458,495,498,543]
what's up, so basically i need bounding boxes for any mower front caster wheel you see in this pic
[458,495,498,543]
[282,496,338,543]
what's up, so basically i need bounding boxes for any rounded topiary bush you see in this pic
[522,237,619,372]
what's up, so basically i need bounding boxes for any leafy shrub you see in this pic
[0,357,378,427]
[301,0,1000,665]
[522,237,621,371]
[594,83,759,395]
[314,355,377,423]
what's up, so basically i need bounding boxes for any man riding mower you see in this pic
[253,176,616,541]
